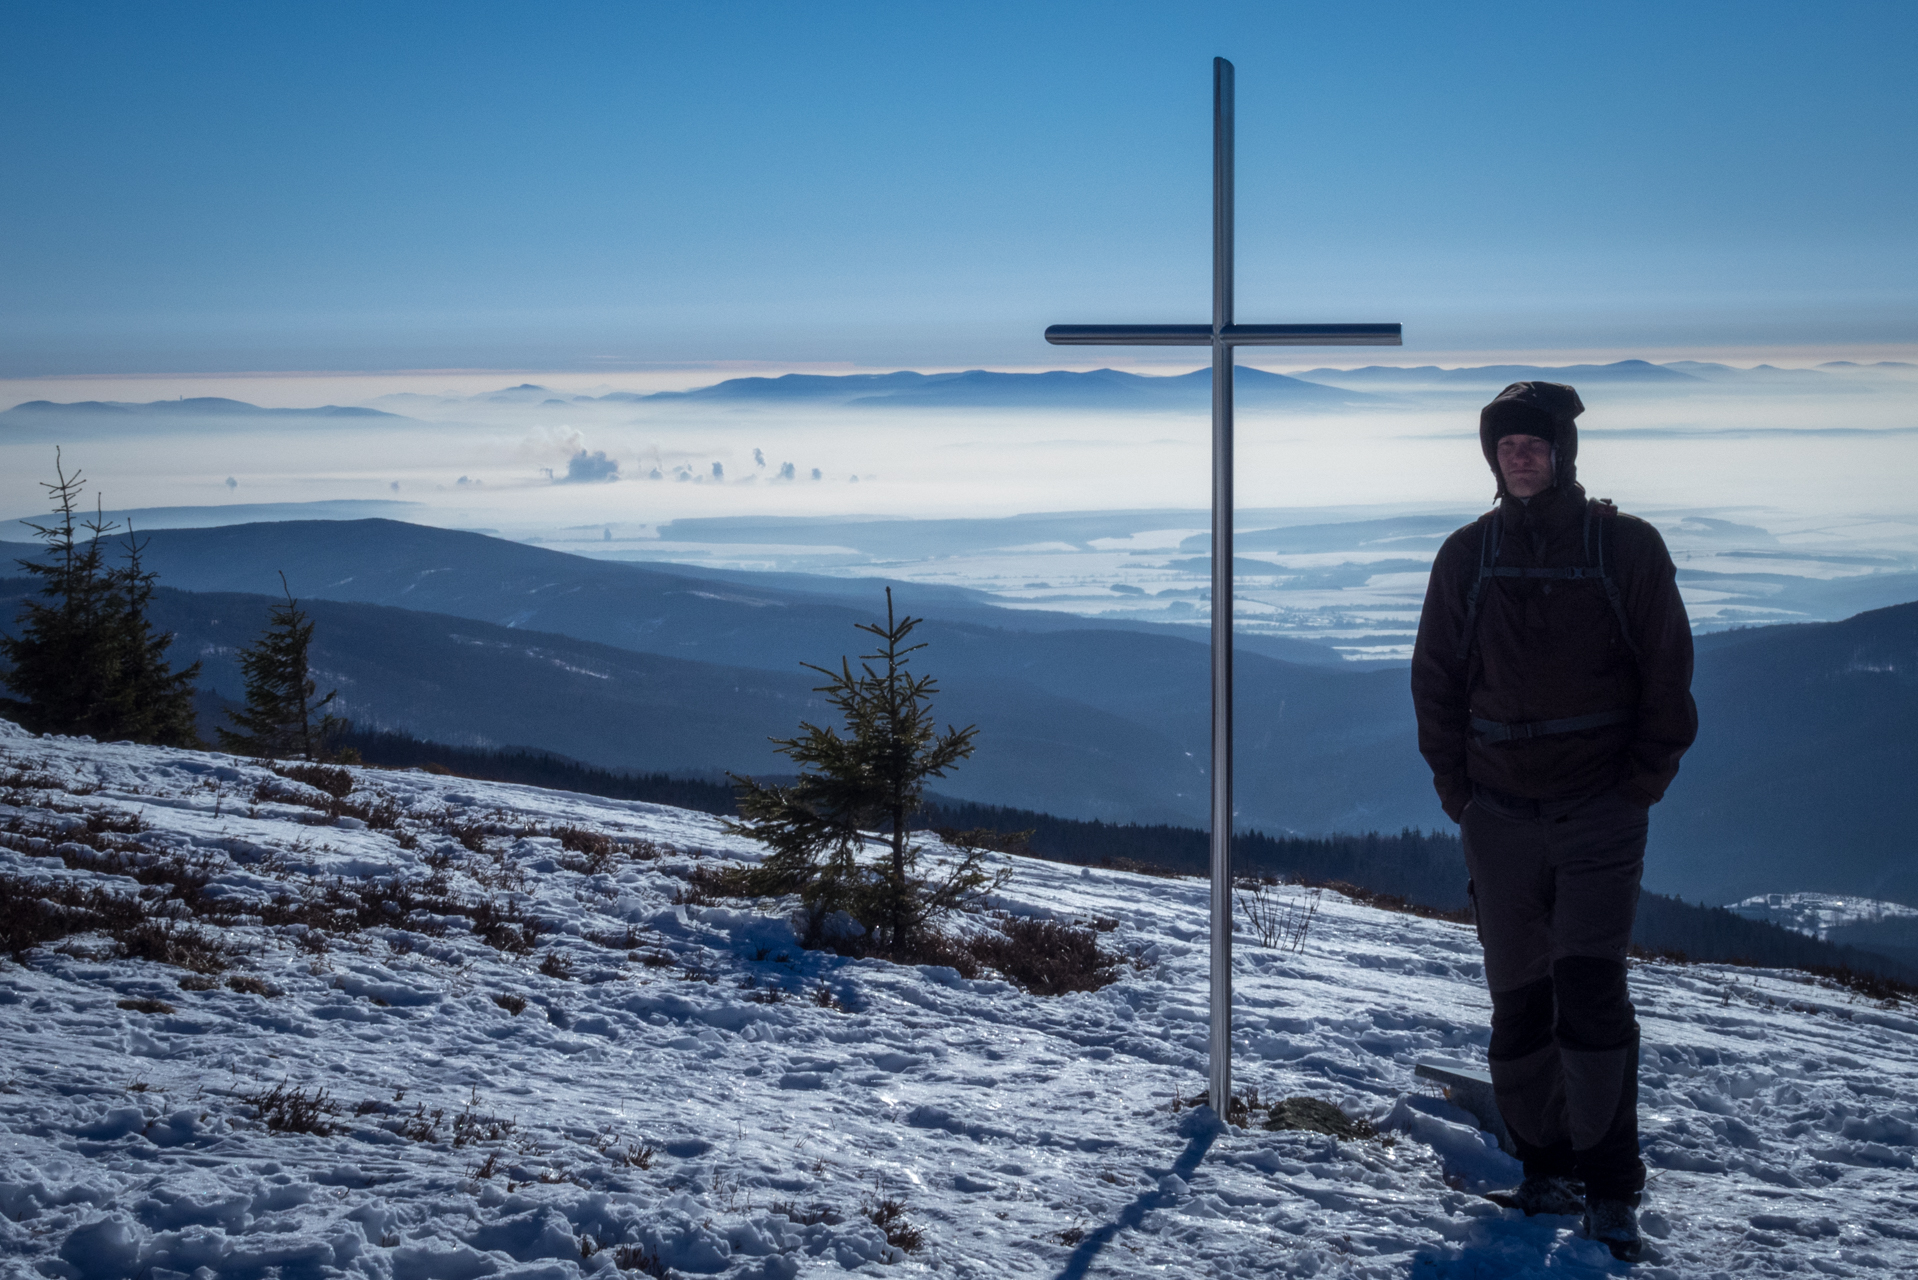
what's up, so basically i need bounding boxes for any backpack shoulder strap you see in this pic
[1457,509,1501,663]
[1589,498,1640,660]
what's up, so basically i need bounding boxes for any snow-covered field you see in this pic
[4,722,1917,1279]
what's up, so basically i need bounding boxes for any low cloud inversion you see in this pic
[561,450,619,483]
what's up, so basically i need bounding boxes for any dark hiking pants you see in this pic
[1462,784,1647,1202]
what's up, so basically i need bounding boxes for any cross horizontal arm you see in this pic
[1045,323,1400,347]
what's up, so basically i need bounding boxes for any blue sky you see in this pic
[3,0,1913,375]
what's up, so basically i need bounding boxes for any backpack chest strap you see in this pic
[1457,500,1640,663]
[1484,565,1607,580]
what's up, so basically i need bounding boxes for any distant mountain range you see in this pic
[0,396,407,438]
[6,358,1902,429]
[639,366,1369,409]
[4,517,1915,906]
[634,357,1887,406]
[1292,358,1699,387]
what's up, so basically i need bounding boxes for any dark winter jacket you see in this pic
[1409,383,1698,820]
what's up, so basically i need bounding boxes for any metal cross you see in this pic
[1046,57,1401,1115]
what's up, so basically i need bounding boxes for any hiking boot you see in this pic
[1486,1174,1585,1216]
[1583,1198,1643,1262]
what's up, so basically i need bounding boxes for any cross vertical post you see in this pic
[1044,57,1401,1120]
[1208,57,1235,1115]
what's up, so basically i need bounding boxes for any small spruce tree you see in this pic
[726,589,1003,951]
[218,573,344,760]
[0,452,201,744]
[95,522,203,746]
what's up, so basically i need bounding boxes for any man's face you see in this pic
[1496,433,1554,498]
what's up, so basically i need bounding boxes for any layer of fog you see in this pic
[4,365,1915,659]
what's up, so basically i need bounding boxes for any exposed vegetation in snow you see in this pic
[3,722,1917,1277]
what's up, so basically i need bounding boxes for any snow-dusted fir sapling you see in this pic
[218,572,346,762]
[726,588,1005,950]
[0,449,201,746]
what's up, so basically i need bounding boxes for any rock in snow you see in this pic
[2,721,1916,1277]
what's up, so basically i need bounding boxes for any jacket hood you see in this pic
[1480,381,1585,498]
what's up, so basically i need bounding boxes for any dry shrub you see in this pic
[395,1103,444,1142]
[612,1244,667,1276]
[1630,947,1916,1009]
[226,974,278,997]
[936,826,1033,856]
[441,816,489,853]
[261,877,539,955]
[586,925,646,950]
[607,1142,655,1169]
[1312,878,1472,925]
[469,899,540,953]
[1098,856,1192,879]
[117,997,174,1014]
[243,1082,339,1135]
[893,930,983,979]
[337,796,404,829]
[538,951,574,981]
[48,846,233,921]
[0,756,66,794]
[450,1100,515,1147]
[773,1202,839,1226]
[799,911,1121,997]
[275,763,353,798]
[261,768,403,829]
[965,916,1122,996]
[552,824,617,873]
[2,874,147,960]
[117,920,231,974]
[72,810,146,844]
[670,863,752,906]
[1236,880,1320,951]
[865,1197,924,1253]
[492,992,527,1015]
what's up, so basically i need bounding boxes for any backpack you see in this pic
[1458,497,1640,666]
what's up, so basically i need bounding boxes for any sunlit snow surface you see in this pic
[3,721,1917,1278]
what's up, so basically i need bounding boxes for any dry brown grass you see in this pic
[961,916,1124,996]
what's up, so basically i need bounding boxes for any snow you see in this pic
[3,722,1918,1278]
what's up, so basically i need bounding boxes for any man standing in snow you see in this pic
[1409,382,1697,1262]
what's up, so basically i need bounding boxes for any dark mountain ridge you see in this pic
[0,520,1427,832]
[0,579,1211,821]
[4,517,1915,906]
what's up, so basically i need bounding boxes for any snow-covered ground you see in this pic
[1728,893,1918,941]
[4,722,1917,1279]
